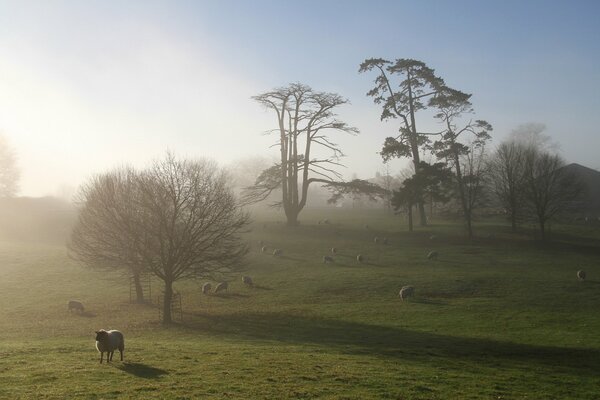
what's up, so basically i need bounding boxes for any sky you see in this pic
[0,0,599,197]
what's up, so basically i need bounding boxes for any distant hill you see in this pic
[562,163,600,213]
[0,196,77,244]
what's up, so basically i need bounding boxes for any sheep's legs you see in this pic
[99,352,104,364]
[109,351,114,361]
[119,350,123,361]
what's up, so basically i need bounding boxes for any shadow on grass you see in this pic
[77,311,96,318]
[115,362,169,379]
[182,312,600,376]
[213,293,250,299]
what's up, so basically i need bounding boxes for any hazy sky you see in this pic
[1,0,599,197]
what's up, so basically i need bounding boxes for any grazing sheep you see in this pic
[322,218,329,224]
[331,247,337,254]
[577,270,586,281]
[427,251,439,260]
[214,282,228,293]
[202,282,212,294]
[261,246,267,253]
[323,255,334,264]
[272,249,282,256]
[68,300,84,313]
[95,329,124,364]
[356,254,364,263]
[398,286,414,301]
[374,236,379,244]
[242,276,253,286]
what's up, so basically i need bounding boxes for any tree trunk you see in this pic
[285,207,300,226]
[133,270,144,303]
[466,211,473,240]
[162,280,173,325]
[407,204,413,232]
[539,219,546,242]
[510,211,517,232]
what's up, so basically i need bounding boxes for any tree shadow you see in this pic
[181,312,600,376]
[213,293,250,299]
[78,311,96,318]
[115,362,169,379]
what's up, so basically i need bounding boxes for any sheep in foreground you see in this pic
[577,270,586,281]
[68,300,84,313]
[356,254,364,263]
[272,249,282,256]
[214,282,228,293]
[427,251,439,260]
[323,255,334,264]
[202,282,212,294]
[242,276,253,286]
[331,247,337,254]
[398,286,414,301]
[95,329,124,364]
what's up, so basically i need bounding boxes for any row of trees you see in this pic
[69,154,250,324]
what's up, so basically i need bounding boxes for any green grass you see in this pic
[1,209,600,399]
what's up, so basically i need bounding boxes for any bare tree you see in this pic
[244,83,358,225]
[0,133,20,197]
[69,167,148,303]
[70,154,250,323]
[359,58,448,226]
[522,149,582,241]
[489,141,527,231]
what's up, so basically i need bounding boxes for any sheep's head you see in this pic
[95,330,108,341]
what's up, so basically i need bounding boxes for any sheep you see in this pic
[427,251,439,260]
[261,246,268,253]
[202,282,212,294]
[577,270,586,281]
[272,249,282,256]
[323,255,334,264]
[95,329,124,364]
[214,282,228,293]
[398,286,414,301]
[374,236,379,244]
[322,218,330,224]
[68,300,84,313]
[356,254,364,263]
[330,247,337,254]
[242,276,253,286]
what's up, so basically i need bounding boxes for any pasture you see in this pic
[1,209,599,399]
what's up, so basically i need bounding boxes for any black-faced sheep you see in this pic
[331,247,337,254]
[261,246,268,253]
[427,251,439,260]
[374,236,379,243]
[68,300,84,313]
[577,270,586,281]
[214,281,228,293]
[95,329,124,364]
[272,249,282,256]
[242,276,253,286]
[356,254,364,263]
[202,282,212,294]
[398,286,414,301]
[323,255,334,264]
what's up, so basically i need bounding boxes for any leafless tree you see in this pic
[69,166,147,303]
[244,83,359,225]
[522,149,582,241]
[0,133,20,197]
[489,141,527,231]
[70,154,250,323]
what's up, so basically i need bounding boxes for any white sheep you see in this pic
[272,249,282,256]
[331,247,337,254]
[398,286,414,301]
[68,300,84,313]
[95,329,124,364]
[323,255,334,264]
[242,276,253,286]
[577,270,586,281]
[202,282,212,294]
[356,254,364,263]
[214,282,229,293]
[427,251,439,260]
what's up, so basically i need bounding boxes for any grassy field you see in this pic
[1,208,600,399]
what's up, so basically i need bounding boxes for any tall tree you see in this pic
[244,83,358,225]
[430,89,492,239]
[0,133,20,197]
[359,58,447,226]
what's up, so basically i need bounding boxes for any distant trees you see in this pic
[244,83,359,225]
[70,154,250,324]
[0,133,20,197]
